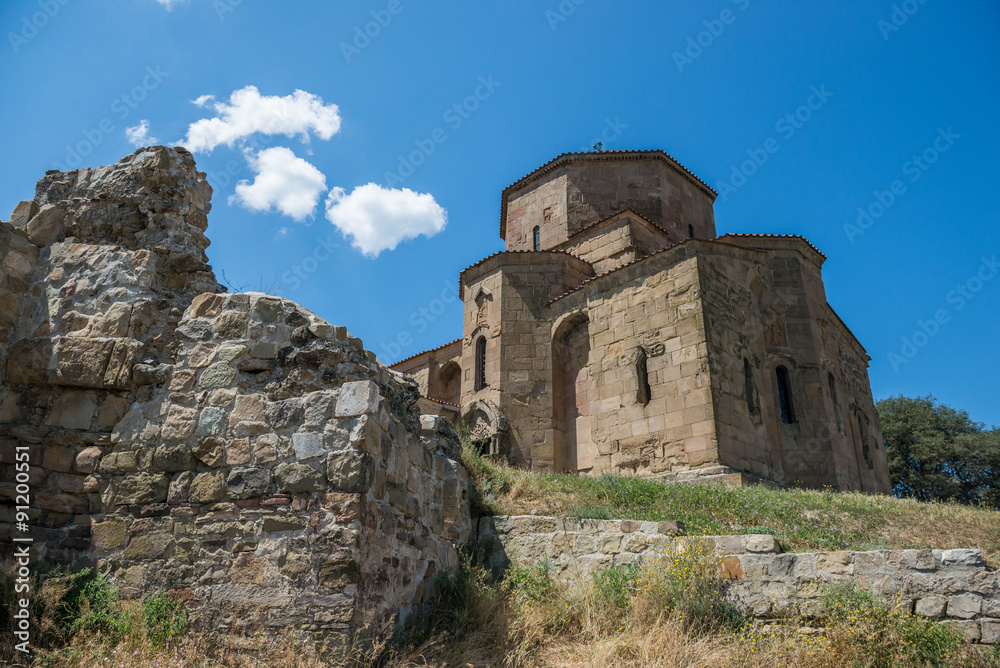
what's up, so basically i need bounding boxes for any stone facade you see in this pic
[480,515,1000,643]
[392,150,890,493]
[0,147,471,642]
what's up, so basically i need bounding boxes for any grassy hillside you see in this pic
[7,446,1000,668]
[463,447,1000,562]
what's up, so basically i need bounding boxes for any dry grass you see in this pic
[7,547,1000,668]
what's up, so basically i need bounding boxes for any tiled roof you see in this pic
[499,150,717,239]
[424,397,462,409]
[715,233,827,259]
[388,338,462,368]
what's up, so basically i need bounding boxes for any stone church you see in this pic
[391,150,891,493]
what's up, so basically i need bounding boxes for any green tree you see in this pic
[877,395,1000,507]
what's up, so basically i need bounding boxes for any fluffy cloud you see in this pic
[154,0,187,8]
[125,120,157,147]
[324,183,447,257]
[230,147,327,221]
[182,86,341,153]
[191,94,215,108]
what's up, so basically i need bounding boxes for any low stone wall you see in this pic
[476,515,779,576]
[479,515,1000,643]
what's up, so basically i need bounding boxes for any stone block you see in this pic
[190,293,226,318]
[326,448,374,494]
[91,518,127,551]
[226,467,271,499]
[193,437,224,468]
[167,471,193,505]
[188,471,226,504]
[292,432,326,461]
[941,549,983,567]
[115,473,170,505]
[657,520,685,536]
[226,438,251,465]
[199,362,236,390]
[42,446,75,473]
[195,407,226,436]
[25,203,65,246]
[981,619,1000,645]
[745,534,781,554]
[9,200,38,231]
[947,594,982,619]
[335,380,380,417]
[124,533,174,560]
[274,463,325,493]
[44,391,97,430]
[915,597,947,618]
[152,444,195,472]
[319,558,359,588]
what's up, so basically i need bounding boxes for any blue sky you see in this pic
[1,0,997,427]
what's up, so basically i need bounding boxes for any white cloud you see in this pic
[154,0,188,9]
[125,120,157,147]
[324,183,447,258]
[191,94,215,108]
[230,147,327,221]
[182,86,341,153]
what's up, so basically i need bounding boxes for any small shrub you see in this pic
[70,571,130,638]
[592,562,640,609]
[634,540,743,634]
[503,562,556,603]
[821,582,964,667]
[142,591,188,647]
[567,506,613,520]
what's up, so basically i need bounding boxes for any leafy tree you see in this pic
[877,395,1000,507]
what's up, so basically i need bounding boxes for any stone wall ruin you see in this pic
[0,146,471,644]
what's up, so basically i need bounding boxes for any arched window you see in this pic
[635,347,651,406]
[858,414,874,469]
[474,336,487,391]
[532,225,541,251]
[775,366,795,424]
[688,224,694,239]
[828,373,844,433]
[744,358,758,415]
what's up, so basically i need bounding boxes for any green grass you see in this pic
[462,441,1000,558]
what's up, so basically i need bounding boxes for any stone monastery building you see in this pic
[391,150,891,494]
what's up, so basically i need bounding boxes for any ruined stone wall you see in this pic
[480,515,1000,643]
[0,147,470,643]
